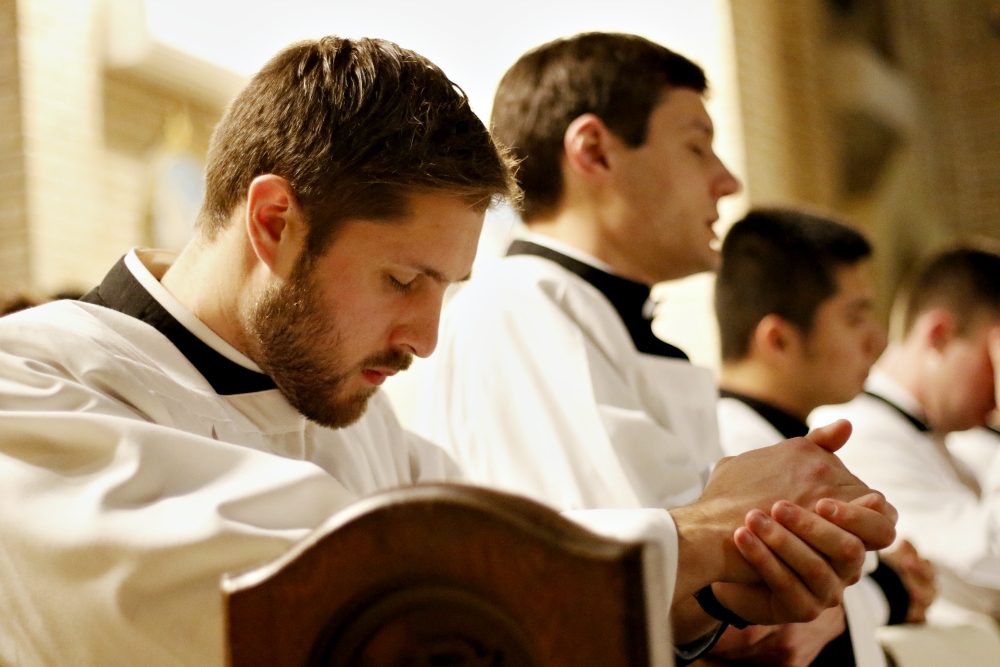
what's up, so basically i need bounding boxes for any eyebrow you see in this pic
[410,264,472,284]
[690,119,714,139]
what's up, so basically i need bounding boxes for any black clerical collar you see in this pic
[863,391,930,433]
[719,390,810,439]
[81,255,278,395]
[506,239,689,360]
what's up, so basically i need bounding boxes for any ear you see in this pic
[245,174,308,279]
[563,114,613,181]
[919,308,957,352]
[752,314,804,364]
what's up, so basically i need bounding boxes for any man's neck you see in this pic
[872,342,928,414]
[718,362,814,422]
[528,210,659,286]
[160,229,257,359]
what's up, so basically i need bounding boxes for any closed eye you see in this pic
[389,275,415,293]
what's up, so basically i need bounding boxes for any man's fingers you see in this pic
[815,496,897,550]
[769,501,866,583]
[729,525,827,621]
[987,327,1000,368]
[804,419,853,453]
[989,328,1000,404]
[849,491,899,524]
[910,559,936,583]
[744,510,844,607]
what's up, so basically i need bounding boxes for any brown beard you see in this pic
[244,261,411,428]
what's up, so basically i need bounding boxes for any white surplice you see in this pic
[812,368,1000,619]
[415,240,722,512]
[0,249,680,667]
[718,396,888,667]
[947,427,1000,492]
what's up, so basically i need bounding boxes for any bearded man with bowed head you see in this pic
[0,36,511,666]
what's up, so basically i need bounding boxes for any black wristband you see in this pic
[673,621,729,666]
[694,584,754,630]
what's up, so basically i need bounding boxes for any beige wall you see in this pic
[731,0,839,210]
[0,0,29,290]
[2,0,230,296]
[895,0,1000,240]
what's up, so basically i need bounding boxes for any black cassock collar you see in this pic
[81,256,277,395]
[718,389,810,439]
[863,391,930,433]
[506,239,689,361]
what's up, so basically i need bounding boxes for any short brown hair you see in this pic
[200,36,517,255]
[716,208,872,362]
[901,243,1000,336]
[491,33,707,222]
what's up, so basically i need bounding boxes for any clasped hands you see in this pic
[670,419,897,644]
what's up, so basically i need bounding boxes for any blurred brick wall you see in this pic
[16,0,114,293]
[0,0,29,290]
[895,0,1000,241]
[729,0,838,210]
[1,0,227,295]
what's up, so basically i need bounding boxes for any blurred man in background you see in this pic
[714,208,936,665]
[813,245,1000,621]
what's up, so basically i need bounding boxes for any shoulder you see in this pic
[811,395,929,475]
[0,301,147,374]
[441,257,596,347]
[811,394,911,440]
[452,256,621,320]
[717,398,784,455]
[0,300,218,418]
[2,300,179,368]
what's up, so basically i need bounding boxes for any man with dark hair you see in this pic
[814,244,1000,621]
[714,209,937,665]
[0,36,514,666]
[419,33,897,664]
[715,208,878,379]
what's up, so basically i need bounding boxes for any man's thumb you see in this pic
[806,419,853,453]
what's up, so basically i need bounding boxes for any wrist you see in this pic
[670,501,737,599]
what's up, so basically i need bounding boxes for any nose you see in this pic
[391,293,442,358]
[714,159,742,199]
[866,323,888,363]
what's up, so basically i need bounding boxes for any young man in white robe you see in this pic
[417,33,897,664]
[714,209,938,665]
[813,245,1000,621]
[0,36,896,667]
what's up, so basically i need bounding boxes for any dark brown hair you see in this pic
[901,243,1000,336]
[199,36,517,256]
[716,208,872,362]
[490,32,707,222]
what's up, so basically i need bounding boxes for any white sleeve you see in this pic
[0,349,358,667]
[564,508,677,667]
